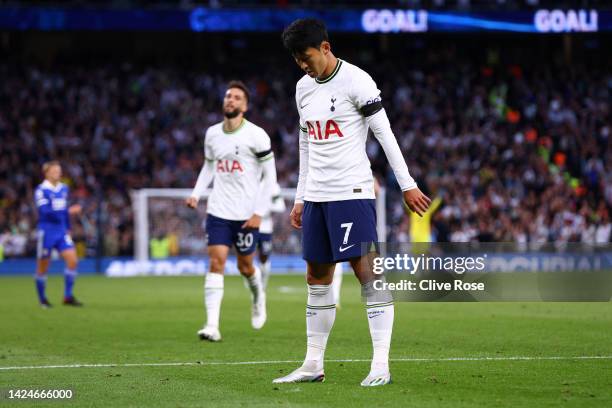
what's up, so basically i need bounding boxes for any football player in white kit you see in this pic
[187,81,278,342]
[274,19,431,386]
[257,183,286,289]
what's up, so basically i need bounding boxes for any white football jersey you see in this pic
[295,59,382,202]
[260,183,287,234]
[205,119,273,221]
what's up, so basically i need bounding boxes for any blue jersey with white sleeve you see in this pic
[35,180,74,258]
[35,180,71,232]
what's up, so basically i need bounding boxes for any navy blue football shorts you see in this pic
[302,199,378,264]
[257,233,273,257]
[205,214,259,255]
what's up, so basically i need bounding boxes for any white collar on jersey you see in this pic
[41,179,64,192]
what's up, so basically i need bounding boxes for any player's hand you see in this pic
[68,204,82,215]
[290,202,304,229]
[185,196,198,209]
[242,214,262,229]
[403,188,432,217]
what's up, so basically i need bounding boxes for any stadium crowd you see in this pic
[0,47,610,257]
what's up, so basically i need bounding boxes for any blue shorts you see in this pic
[205,214,259,255]
[302,199,378,263]
[258,233,273,257]
[37,229,75,259]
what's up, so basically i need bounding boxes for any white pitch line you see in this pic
[0,356,611,371]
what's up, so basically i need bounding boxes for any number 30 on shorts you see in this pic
[236,232,253,249]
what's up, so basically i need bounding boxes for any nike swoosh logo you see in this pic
[300,103,310,109]
[338,244,355,253]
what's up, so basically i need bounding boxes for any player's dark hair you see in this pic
[42,160,60,174]
[281,18,329,55]
[227,80,250,102]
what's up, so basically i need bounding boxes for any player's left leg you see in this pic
[332,262,343,307]
[328,199,394,386]
[234,227,266,329]
[350,253,394,387]
[60,248,82,306]
[59,234,82,306]
[257,233,273,290]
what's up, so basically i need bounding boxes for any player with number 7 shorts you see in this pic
[274,19,431,386]
[186,80,278,342]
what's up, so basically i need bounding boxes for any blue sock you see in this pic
[35,276,47,303]
[64,268,77,299]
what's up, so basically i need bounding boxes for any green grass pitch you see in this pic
[0,274,610,407]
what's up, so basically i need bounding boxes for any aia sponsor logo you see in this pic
[306,120,344,140]
[217,159,244,173]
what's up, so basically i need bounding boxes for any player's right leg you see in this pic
[274,202,337,384]
[273,261,335,383]
[234,226,266,330]
[198,244,228,342]
[35,230,52,308]
[198,214,233,342]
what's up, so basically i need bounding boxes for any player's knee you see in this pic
[66,258,78,270]
[237,257,255,276]
[306,270,334,285]
[306,262,335,285]
[209,256,226,272]
[36,259,50,275]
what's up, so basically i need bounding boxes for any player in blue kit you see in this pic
[34,161,83,308]
[274,19,431,386]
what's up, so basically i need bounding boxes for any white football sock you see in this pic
[363,279,394,373]
[332,263,343,306]
[304,284,336,370]
[244,265,263,303]
[260,260,271,289]
[204,272,224,329]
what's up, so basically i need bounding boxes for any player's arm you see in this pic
[271,184,287,213]
[366,109,431,216]
[64,187,81,233]
[244,134,278,229]
[291,90,308,229]
[187,134,214,209]
[64,200,71,233]
[351,71,431,216]
[429,196,442,213]
[35,189,60,222]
